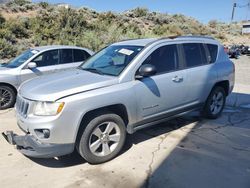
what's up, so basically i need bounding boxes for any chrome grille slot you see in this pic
[16,95,30,118]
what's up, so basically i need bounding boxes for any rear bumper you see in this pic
[2,131,74,158]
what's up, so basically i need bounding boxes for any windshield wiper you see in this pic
[79,67,104,75]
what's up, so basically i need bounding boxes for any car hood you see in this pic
[19,69,119,101]
[0,66,12,71]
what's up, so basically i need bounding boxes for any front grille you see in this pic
[16,95,30,118]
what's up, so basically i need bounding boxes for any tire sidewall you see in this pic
[78,113,126,164]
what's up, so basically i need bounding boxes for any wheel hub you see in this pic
[213,100,218,106]
[100,133,109,143]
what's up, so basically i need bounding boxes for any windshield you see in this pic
[0,49,38,68]
[80,45,143,76]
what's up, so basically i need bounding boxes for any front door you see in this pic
[134,44,188,121]
[19,49,60,83]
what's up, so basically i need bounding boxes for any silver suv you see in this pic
[3,36,235,164]
[0,45,93,110]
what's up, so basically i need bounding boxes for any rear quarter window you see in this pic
[206,44,218,63]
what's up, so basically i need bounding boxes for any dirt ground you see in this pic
[0,56,250,188]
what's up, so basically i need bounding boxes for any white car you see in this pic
[0,45,94,109]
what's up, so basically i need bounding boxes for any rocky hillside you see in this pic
[0,0,249,59]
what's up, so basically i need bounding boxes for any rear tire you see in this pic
[77,113,126,164]
[0,85,16,110]
[203,86,226,119]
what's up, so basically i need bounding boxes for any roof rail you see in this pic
[177,35,215,40]
[155,35,215,40]
[118,38,143,42]
[149,35,215,45]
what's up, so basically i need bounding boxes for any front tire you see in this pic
[203,86,226,119]
[77,113,126,164]
[0,85,16,110]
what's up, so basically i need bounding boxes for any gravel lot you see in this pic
[0,55,250,188]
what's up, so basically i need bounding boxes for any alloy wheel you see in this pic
[210,91,224,115]
[0,88,12,108]
[89,122,121,157]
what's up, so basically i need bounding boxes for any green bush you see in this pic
[38,2,49,9]
[153,24,184,36]
[0,14,5,27]
[0,28,14,41]
[0,39,18,59]
[6,19,29,38]
[132,7,149,17]
[7,0,31,6]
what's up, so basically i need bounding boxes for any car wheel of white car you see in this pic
[203,86,226,119]
[0,85,16,110]
[77,112,126,164]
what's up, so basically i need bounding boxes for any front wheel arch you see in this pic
[0,83,17,95]
[75,104,129,145]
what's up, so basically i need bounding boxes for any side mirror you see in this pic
[136,64,157,79]
[27,62,37,69]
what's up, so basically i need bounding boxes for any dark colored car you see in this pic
[228,45,241,59]
[241,45,250,55]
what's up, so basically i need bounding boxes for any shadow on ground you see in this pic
[141,106,250,188]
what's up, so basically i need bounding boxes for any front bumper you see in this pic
[2,131,74,158]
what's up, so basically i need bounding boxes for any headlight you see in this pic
[33,102,65,116]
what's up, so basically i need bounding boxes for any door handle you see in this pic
[172,76,183,82]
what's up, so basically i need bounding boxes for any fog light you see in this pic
[43,129,50,139]
[35,129,50,139]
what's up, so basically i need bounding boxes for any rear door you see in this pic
[20,49,60,83]
[55,49,91,72]
[182,43,218,104]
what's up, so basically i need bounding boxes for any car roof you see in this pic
[31,45,94,54]
[112,36,220,47]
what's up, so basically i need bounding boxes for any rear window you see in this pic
[73,49,90,62]
[60,49,73,64]
[206,44,218,63]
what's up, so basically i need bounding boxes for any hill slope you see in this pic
[0,1,249,59]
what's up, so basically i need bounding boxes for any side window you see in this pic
[142,44,179,74]
[73,49,90,62]
[206,44,218,63]
[183,43,207,68]
[60,49,73,64]
[32,50,59,67]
